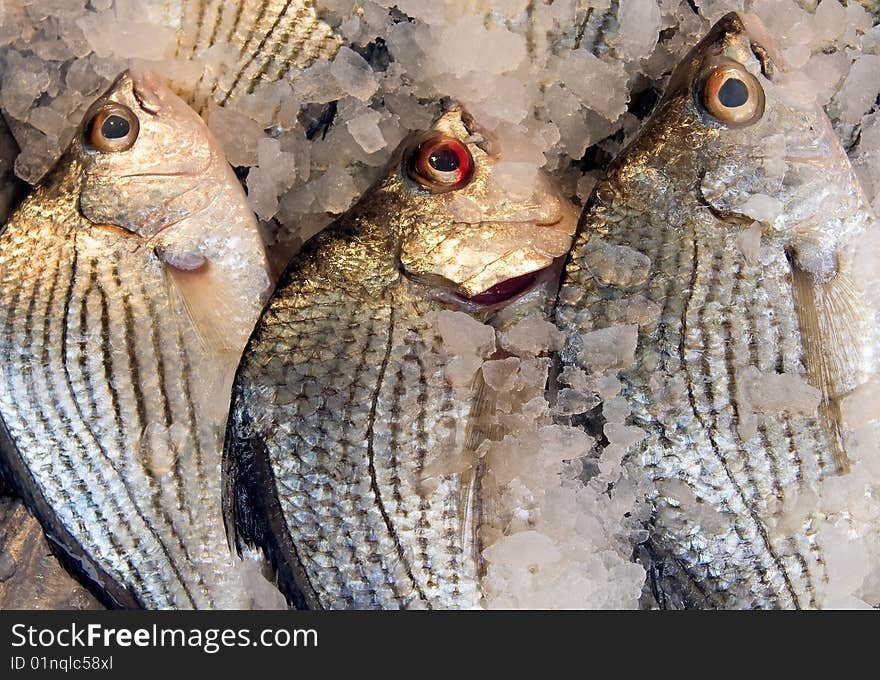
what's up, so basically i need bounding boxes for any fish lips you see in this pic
[407,257,565,312]
[398,212,575,297]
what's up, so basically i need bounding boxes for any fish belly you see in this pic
[230,280,481,609]
[557,207,836,609]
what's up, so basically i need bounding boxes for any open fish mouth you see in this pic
[457,269,540,305]
[420,259,563,312]
[400,213,575,301]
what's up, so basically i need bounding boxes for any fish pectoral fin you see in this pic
[163,257,243,355]
[788,244,874,474]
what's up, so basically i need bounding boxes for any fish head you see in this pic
[638,12,870,262]
[371,107,577,308]
[70,69,271,356]
[74,68,220,238]
[594,12,878,468]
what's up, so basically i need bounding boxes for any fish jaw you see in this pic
[399,203,577,298]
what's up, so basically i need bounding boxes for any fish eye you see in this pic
[86,104,139,152]
[699,61,765,127]
[406,135,474,193]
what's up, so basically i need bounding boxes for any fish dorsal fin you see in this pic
[788,244,875,474]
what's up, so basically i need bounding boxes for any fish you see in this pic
[0,0,341,609]
[166,0,342,112]
[224,106,578,609]
[0,69,277,609]
[553,11,880,609]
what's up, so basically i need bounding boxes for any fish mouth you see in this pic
[422,260,562,312]
[455,270,539,306]
[116,167,207,180]
[399,212,576,300]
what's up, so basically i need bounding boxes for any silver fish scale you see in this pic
[0,178,241,609]
[230,225,481,610]
[556,177,835,609]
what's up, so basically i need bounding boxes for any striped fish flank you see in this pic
[165,0,342,112]
[0,70,275,608]
[553,13,879,609]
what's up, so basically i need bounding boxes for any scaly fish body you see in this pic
[0,70,274,608]
[226,108,577,609]
[554,13,879,609]
[167,0,342,111]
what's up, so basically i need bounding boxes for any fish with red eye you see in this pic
[406,136,543,306]
[406,135,474,192]
[405,133,562,308]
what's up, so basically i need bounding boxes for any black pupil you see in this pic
[718,78,749,108]
[428,146,460,173]
[101,114,130,140]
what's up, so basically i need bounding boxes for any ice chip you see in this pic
[581,239,651,289]
[558,49,628,121]
[577,325,639,373]
[206,104,264,168]
[499,314,565,358]
[736,222,763,264]
[438,17,526,76]
[489,162,540,201]
[483,531,562,568]
[346,109,387,154]
[813,0,848,44]
[836,55,880,125]
[482,358,521,393]
[804,51,850,107]
[736,193,784,224]
[432,311,496,358]
[553,388,601,416]
[330,47,378,102]
[737,366,822,417]
[312,166,359,215]
[430,311,496,387]
[613,0,661,62]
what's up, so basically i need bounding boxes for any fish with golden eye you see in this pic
[224,107,578,610]
[553,12,879,610]
[0,69,278,609]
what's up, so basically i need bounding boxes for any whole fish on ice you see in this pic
[0,0,343,610]
[0,69,276,609]
[225,107,578,609]
[554,12,879,609]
